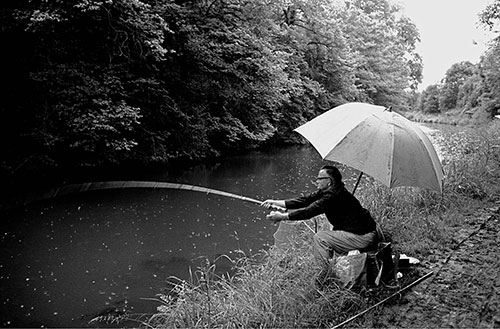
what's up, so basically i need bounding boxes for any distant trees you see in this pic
[417,0,500,118]
[478,0,500,120]
[439,61,476,111]
[418,57,499,117]
[480,43,500,117]
[420,85,441,114]
[475,0,500,118]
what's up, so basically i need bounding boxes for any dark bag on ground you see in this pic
[331,242,395,289]
[366,242,395,286]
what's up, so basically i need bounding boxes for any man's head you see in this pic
[315,165,342,190]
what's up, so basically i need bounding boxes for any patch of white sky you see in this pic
[395,0,496,90]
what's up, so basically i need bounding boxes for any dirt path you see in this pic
[366,202,500,328]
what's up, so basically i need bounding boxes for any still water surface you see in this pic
[1,145,366,328]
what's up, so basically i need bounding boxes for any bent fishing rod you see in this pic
[29,180,273,207]
[11,180,315,232]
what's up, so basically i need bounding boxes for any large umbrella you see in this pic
[294,102,444,193]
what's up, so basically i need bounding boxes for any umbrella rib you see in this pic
[389,116,443,191]
[389,119,395,187]
[323,113,394,187]
[322,121,367,164]
[322,119,370,159]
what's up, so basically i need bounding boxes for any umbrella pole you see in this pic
[352,172,363,195]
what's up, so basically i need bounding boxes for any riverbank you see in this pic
[89,120,500,328]
[357,119,500,328]
[362,201,500,328]
[404,107,494,126]
[354,117,500,328]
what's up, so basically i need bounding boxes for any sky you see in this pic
[396,0,496,90]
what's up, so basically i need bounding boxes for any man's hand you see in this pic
[266,211,288,223]
[261,199,285,210]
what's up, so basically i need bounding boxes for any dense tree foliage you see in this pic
[419,84,441,114]
[480,43,500,117]
[3,0,497,188]
[438,61,476,112]
[338,0,421,107]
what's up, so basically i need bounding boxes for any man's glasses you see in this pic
[314,177,330,181]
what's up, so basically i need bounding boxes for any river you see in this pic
[0,122,480,328]
[1,144,369,328]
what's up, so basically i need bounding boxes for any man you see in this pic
[261,165,377,271]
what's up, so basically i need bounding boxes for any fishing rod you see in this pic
[37,180,278,208]
[11,180,315,232]
[12,180,267,206]
[330,271,434,329]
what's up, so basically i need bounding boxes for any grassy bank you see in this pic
[96,120,500,328]
[404,108,494,126]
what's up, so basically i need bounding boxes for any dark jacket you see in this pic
[285,186,376,235]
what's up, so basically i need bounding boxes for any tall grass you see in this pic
[94,121,500,328]
[141,242,366,328]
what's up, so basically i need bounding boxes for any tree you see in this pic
[337,0,422,108]
[438,61,476,112]
[420,84,441,114]
[456,73,483,112]
[478,45,500,118]
[154,0,316,153]
[264,0,357,141]
[479,0,500,118]
[0,0,175,189]
[479,0,500,31]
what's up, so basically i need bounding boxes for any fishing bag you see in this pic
[332,242,395,289]
[366,242,395,286]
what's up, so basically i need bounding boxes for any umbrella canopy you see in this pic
[294,102,444,193]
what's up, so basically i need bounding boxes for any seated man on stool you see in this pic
[261,165,378,285]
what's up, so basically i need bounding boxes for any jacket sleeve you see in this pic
[285,191,326,221]
[284,191,320,209]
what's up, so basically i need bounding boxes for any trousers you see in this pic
[313,230,377,266]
